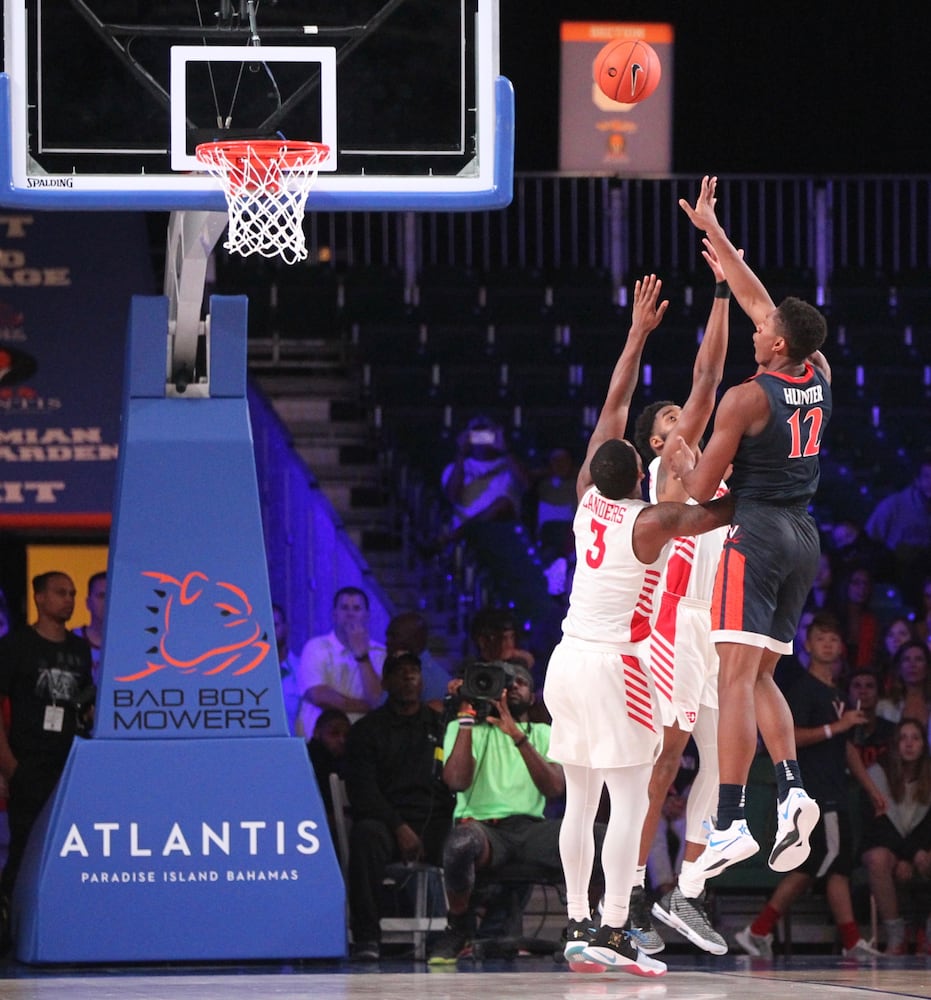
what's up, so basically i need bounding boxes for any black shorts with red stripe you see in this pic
[711,499,820,649]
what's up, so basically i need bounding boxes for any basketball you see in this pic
[593,38,662,105]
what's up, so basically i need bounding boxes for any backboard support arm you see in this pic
[163,210,228,398]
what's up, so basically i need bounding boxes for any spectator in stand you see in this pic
[860,718,931,954]
[273,603,303,736]
[803,552,837,616]
[835,566,881,672]
[877,617,919,689]
[384,610,451,705]
[829,517,891,583]
[440,419,558,657]
[735,613,880,961]
[847,669,897,848]
[441,416,529,543]
[877,641,931,737]
[847,670,897,774]
[774,607,816,695]
[295,586,386,738]
[531,446,578,539]
[307,707,351,830]
[467,607,535,677]
[343,652,453,961]
[71,571,106,686]
[530,447,578,590]
[865,449,931,606]
[914,577,931,647]
[530,448,578,608]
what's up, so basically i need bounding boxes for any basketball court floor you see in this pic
[0,953,929,1000]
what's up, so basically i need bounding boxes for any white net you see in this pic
[195,140,329,265]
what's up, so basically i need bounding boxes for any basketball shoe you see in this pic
[651,887,727,955]
[563,918,606,973]
[582,925,667,977]
[735,924,773,959]
[692,818,759,880]
[768,787,820,872]
[624,885,665,954]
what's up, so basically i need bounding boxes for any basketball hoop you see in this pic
[195,140,329,265]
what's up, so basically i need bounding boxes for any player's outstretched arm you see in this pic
[655,240,732,502]
[577,273,668,498]
[679,175,775,328]
[631,493,735,565]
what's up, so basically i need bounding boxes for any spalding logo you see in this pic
[116,570,271,682]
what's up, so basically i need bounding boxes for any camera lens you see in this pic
[471,668,494,695]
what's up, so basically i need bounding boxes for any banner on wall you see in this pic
[0,211,153,529]
[559,22,674,174]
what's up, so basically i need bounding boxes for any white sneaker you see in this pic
[842,937,882,961]
[692,819,759,880]
[735,924,773,959]
[768,788,820,872]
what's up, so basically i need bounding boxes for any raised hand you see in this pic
[702,238,745,281]
[630,272,669,337]
[679,175,719,233]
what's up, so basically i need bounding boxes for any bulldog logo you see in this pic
[115,570,271,682]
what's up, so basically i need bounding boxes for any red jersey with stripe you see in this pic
[561,487,669,647]
[647,456,727,707]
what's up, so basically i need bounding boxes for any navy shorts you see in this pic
[711,500,820,654]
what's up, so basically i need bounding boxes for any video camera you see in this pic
[444,659,520,722]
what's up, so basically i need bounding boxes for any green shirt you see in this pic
[443,719,553,821]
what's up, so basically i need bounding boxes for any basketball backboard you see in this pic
[0,0,513,211]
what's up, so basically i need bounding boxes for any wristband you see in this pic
[823,724,833,741]
[513,735,529,749]
[714,280,731,300]
[457,715,475,729]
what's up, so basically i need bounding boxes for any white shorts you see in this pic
[649,595,719,731]
[543,636,663,769]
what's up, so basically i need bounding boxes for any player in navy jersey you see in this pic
[671,176,832,881]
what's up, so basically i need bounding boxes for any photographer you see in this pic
[426,660,566,964]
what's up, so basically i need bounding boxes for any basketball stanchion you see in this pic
[195,139,330,265]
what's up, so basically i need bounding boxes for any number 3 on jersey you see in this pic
[786,406,824,459]
[585,518,607,568]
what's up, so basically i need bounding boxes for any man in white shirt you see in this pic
[295,587,386,737]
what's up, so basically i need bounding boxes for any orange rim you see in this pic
[196,140,328,193]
